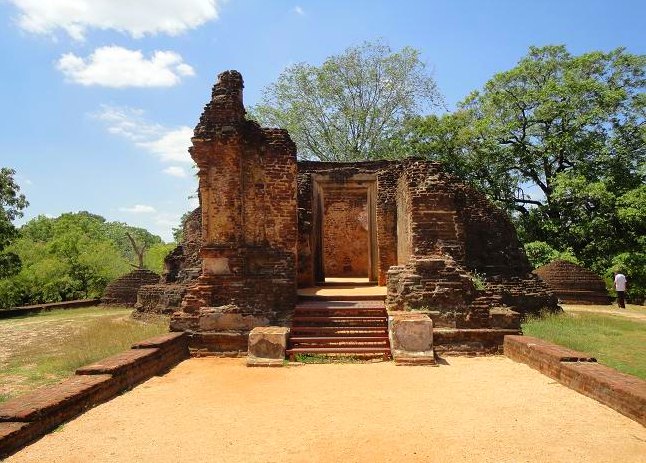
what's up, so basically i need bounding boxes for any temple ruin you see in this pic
[155,70,559,357]
[534,260,611,305]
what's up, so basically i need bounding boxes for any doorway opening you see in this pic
[312,174,377,284]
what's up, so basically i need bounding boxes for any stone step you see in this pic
[298,294,386,301]
[290,326,387,334]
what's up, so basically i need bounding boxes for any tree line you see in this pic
[0,184,174,309]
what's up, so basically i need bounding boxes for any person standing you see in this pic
[613,271,627,308]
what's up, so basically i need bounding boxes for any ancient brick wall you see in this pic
[386,159,558,322]
[322,190,369,277]
[162,207,202,284]
[170,71,298,355]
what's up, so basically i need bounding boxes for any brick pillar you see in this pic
[170,71,298,355]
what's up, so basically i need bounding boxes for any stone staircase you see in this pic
[287,290,391,360]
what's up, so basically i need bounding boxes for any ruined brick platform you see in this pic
[534,260,612,305]
[504,335,646,426]
[0,332,189,459]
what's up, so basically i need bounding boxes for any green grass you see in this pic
[293,353,363,363]
[0,306,169,403]
[522,311,646,379]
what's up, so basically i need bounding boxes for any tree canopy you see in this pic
[400,45,646,299]
[252,40,443,161]
[0,168,29,278]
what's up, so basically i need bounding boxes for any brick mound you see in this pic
[101,269,161,306]
[534,260,611,305]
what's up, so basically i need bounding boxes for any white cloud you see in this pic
[93,105,193,164]
[57,46,195,88]
[119,204,156,214]
[293,6,305,16]
[10,0,220,40]
[163,166,188,178]
[138,127,194,163]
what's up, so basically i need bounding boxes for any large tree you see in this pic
[252,40,443,161]
[404,45,645,216]
[401,45,646,298]
[0,168,28,278]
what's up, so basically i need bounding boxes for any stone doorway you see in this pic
[312,174,378,283]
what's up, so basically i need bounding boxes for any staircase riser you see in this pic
[290,296,390,358]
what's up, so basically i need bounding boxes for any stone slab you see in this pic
[388,311,435,365]
[247,327,289,367]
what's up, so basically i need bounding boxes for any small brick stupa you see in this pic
[534,260,611,305]
[101,269,161,306]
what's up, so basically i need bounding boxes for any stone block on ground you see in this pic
[247,327,289,367]
[388,311,436,366]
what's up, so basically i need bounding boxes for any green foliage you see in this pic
[522,311,646,379]
[0,212,171,308]
[524,241,579,268]
[144,243,176,273]
[252,39,443,161]
[0,168,29,278]
[400,45,646,299]
[470,270,487,290]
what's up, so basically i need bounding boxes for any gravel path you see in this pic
[7,357,646,463]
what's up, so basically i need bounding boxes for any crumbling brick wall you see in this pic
[170,71,298,354]
[101,269,161,306]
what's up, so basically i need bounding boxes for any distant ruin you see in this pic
[534,260,611,305]
[142,70,558,355]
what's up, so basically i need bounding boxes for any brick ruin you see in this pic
[134,208,202,316]
[101,269,160,306]
[164,70,558,355]
[534,260,611,305]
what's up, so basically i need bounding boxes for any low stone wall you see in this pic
[0,299,101,320]
[0,332,189,459]
[504,335,646,426]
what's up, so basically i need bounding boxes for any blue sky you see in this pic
[1,0,645,241]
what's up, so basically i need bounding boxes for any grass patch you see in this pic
[293,353,370,363]
[0,306,169,403]
[522,311,646,379]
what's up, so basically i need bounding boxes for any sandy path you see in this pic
[562,304,646,322]
[7,357,646,463]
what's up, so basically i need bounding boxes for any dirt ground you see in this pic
[562,303,646,322]
[7,357,646,463]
